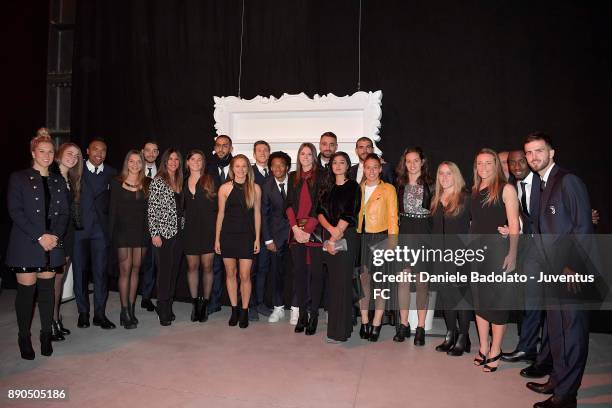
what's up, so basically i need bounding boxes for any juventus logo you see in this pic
[549,205,556,215]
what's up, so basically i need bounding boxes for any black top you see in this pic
[470,187,507,234]
[431,192,471,234]
[42,176,51,230]
[108,179,149,247]
[221,182,254,234]
[317,180,361,228]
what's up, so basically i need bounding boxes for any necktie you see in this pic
[94,166,99,174]
[147,167,152,178]
[219,166,225,182]
[264,168,268,177]
[540,178,546,192]
[279,183,286,200]
[520,182,529,216]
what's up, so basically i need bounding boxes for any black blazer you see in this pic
[206,154,232,189]
[518,172,541,234]
[261,177,290,247]
[79,164,117,241]
[5,168,70,267]
[349,162,395,184]
[252,164,269,186]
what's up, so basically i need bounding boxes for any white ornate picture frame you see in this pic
[213,91,383,168]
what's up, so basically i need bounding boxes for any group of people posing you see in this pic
[7,128,596,408]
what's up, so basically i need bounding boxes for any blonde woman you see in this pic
[215,154,261,328]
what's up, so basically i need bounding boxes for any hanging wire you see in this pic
[357,0,362,91]
[238,0,246,98]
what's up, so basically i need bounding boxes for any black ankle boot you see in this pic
[414,326,425,346]
[359,323,370,340]
[239,308,249,328]
[51,320,65,342]
[18,334,35,360]
[393,324,409,342]
[436,330,458,352]
[305,313,318,335]
[129,302,138,325]
[40,331,53,356]
[368,325,381,342]
[120,307,136,329]
[191,298,200,322]
[295,310,308,333]
[57,315,70,335]
[199,298,208,322]
[228,306,239,326]
[448,334,471,356]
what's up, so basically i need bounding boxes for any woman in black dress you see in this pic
[394,147,433,345]
[109,150,150,329]
[50,142,83,341]
[183,150,217,322]
[317,152,361,343]
[470,148,519,372]
[430,161,473,356]
[7,134,69,359]
[215,154,261,328]
[148,148,184,326]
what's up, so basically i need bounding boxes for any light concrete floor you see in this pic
[0,290,611,408]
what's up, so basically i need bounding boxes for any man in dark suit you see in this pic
[250,140,272,320]
[502,150,548,366]
[140,140,159,312]
[206,135,233,314]
[262,151,293,323]
[523,132,593,408]
[72,138,117,329]
[349,137,395,183]
[317,131,338,169]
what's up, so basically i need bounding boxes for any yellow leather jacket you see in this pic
[356,180,399,234]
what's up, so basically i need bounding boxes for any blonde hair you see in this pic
[30,134,54,152]
[119,149,149,197]
[472,148,506,206]
[228,154,256,208]
[430,161,466,216]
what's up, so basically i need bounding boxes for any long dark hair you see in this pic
[292,142,319,187]
[318,151,351,201]
[156,148,183,192]
[118,149,149,197]
[185,149,216,200]
[396,147,432,186]
[56,142,84,202]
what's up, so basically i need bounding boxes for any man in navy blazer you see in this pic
[349,137,395,183]
[523,132,593,408]
[261,151,293,323]
[72,138,117,330]
[250,141,272,319]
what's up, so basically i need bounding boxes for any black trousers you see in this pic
[324,229,358,341]
[290,243,322,314]
[154,234,183,305]
[269,243,293,307]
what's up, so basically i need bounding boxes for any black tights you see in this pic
[15,277,55,337]
[185,253,214,299]
[117,247,146,307]
[444,309,471,335]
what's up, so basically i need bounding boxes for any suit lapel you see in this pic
[540,165,560,218]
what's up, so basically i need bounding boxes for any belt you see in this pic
[400,213,430,219]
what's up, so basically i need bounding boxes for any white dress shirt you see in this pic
[145,163,157,178]
[86,160,104,174]
[516,171,533,233]
[356,162,365,184]
[255,163,268,178]
[264,176,289,245]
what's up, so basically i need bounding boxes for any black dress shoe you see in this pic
[40,331,53,356]
[521,364,552,379]
[51,320,65,341]
[527,381,554,395]
[435,330,457,352]
[93,315,116,329]
[295,310,308,333]
[414,326,425,346]
[501,349,538,363]
[447,333,471,356]
[57,316,71,335]
[141,298,155,312]
[77,312,90,328]
[305,314,318,335]
[18,335,35,360]
[533,395,577,408]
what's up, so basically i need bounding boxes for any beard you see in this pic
[529,156,550,172]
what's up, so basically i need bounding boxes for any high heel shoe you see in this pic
[40,331,53,357]
[239,308,249,328]
[435,330,457,352]
[448,334,471,356]
[57,315,71,335]
[295,310,308,333]
[51,320,65,341]
[120,306,136,329]
[305,313,318,335]
[18,334,35,360]
[368,325,382,342]
[393,324,409,343]
[483,352,502,372]
[128,302,138,325]
[473,351,488,366]
[228,306,239,326]
[359,323,370,340]
[199,298,209,322]
[414,326,425,346]
[191,297,200,322]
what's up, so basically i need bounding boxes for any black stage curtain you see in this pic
[71,1,612,328]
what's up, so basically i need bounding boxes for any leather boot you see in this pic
[448,333,471,356]
[51,320,65,341]
[18,334,35,360]
[129,302,138,325]
[191,298,200,322]
[239,308,249,328]
[199,298,209,322]
[40,331,53,356]
[228,306,239,326]
[414,326,426,346]
[393,324,410,342]
[435,330,458,352]
[368,325,382,342]
[120,307,136,329]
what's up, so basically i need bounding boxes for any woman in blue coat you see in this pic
[6,134,70,360]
